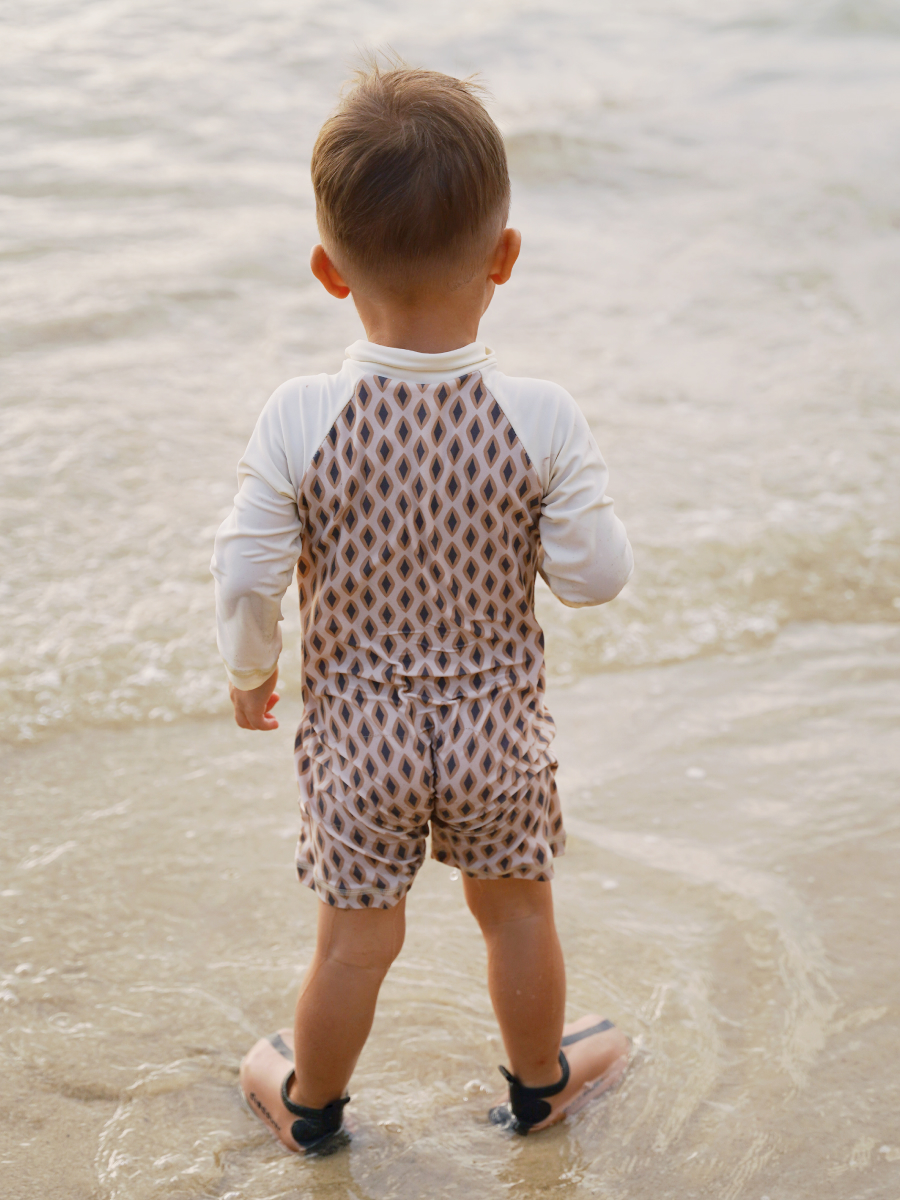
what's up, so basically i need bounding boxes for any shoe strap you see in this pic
[498,1050,570,1127]
[280,1071,350,1146]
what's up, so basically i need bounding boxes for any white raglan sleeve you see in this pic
[485,372,633,608]
[210,386,305,690]
[539,395,633,606]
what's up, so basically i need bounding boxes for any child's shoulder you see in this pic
[483,365,578,410]
[253,362,357,442]
[481,367,597,487]
[239,364,355,492]
[260,363,353,418]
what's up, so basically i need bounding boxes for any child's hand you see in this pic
[229,669,280,731]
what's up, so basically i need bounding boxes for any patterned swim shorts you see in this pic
[293,692,566,909]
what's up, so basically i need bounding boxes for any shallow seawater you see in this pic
[1,1,899,1197]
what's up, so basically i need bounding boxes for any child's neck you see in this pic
[352,284,493,355]
[359,318,480,355]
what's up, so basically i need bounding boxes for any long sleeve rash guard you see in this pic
[211,340,633,691]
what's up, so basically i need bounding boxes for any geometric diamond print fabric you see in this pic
[293,371,565,908]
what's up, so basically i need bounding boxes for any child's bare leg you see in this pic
[290,897,406,1108]
[463,876,566,1087]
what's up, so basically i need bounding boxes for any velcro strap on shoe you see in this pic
[280,1072,350,1147]
[498,1050,570,1127]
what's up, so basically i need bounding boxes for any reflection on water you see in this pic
[1,0,899,1197]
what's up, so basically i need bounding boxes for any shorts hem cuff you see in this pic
[296,866,413,909]
[433,842,566,881]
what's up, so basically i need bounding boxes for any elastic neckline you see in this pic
[345,339,496,380]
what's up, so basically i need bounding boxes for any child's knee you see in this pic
[317,900,406,973]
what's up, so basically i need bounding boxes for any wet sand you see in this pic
[3,621,898,1199]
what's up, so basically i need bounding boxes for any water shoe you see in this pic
[240,1029,349,1156]
[489,1014,630,1134]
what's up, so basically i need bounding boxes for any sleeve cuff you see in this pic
[224,663,278,691]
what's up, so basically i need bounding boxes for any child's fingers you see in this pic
[264,692,280,711]
[244,715,278,730]
[233,700,278,731]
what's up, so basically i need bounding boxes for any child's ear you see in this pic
[489,228,521,286]
[310,245,351,299]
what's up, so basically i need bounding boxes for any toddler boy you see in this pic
[212,65,633,1155]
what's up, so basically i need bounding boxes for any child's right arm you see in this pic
[211,372,357,721]
[211,388,305,705]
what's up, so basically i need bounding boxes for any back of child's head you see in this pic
[311,63,510,294]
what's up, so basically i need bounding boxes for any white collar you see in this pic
[345,339,496,382]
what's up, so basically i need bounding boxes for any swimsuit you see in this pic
[292,370,561,906]
[212,341,633,908]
